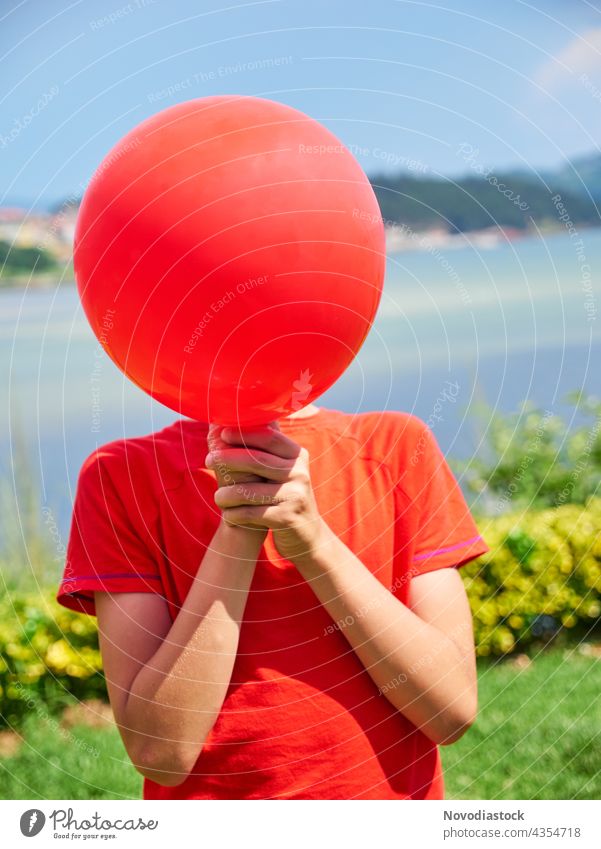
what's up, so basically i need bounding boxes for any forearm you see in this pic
[294,524,476,744]
[124,521,264,782]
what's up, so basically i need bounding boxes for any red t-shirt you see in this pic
[57,406,489,800]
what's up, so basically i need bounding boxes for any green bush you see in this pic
[1,498,599,729]
[465,496,601,656]
[0,240,57,278]
[0,594,104,729]
[454,391,601,511]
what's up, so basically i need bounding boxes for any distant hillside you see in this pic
[369,170,601,234]
[549,153,601,201]
[6,151,601,239]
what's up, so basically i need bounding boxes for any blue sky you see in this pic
[2,0,601,208]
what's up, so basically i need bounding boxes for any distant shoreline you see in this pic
[0,272,75,290]
[1,223,599,290]
[384,221,600,253]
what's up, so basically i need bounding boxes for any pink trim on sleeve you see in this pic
[413,534,483,562]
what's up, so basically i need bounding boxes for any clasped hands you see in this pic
[206,423,328,564]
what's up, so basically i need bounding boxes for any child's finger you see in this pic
[220,424,301,460]
[205,448,293,481]
[206,427,266,486]
[214,482,287,510]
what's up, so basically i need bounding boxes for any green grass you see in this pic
[0,718,141,800]
[0,647,599,799]
[442,647,601,799]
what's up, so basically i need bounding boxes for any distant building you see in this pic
[0,202,79,267]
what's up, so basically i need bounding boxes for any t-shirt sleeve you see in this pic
[403,420,490,576]
[57,448,164,617]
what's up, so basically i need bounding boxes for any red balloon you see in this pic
[74,96,385,425]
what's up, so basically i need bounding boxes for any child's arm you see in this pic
[96,521,265,787]
[279,534,477,746]
[209,425,477,746]
[96,424,267,788]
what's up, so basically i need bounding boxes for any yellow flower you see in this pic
[45,639,73,672]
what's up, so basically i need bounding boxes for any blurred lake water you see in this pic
[1,229,599,537]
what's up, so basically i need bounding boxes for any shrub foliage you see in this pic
[1,499,600,727]
[464,496,601,656]
[0,594,104,729]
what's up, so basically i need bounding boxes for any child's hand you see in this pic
[207,424,266,487]
[206,424,269,541]
[205,424,327,565]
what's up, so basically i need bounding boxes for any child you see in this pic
[57,403,489,799]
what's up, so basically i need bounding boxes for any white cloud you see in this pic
[534,28,601,89]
